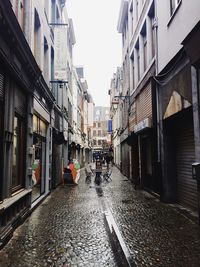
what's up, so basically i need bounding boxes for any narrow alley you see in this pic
[1,168,200,267]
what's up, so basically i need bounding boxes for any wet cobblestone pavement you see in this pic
[1,167,200,266]
[0,171,117,267]
[103,168,200,267]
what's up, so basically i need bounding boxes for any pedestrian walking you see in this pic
[69,160,77,184]
[63,166,73,185]
[85,162,93,182]
[74,159,81,184]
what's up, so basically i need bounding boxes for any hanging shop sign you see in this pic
[54,27,67,80]
[108,120,112,133]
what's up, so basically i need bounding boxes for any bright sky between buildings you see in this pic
[66,0,122,106]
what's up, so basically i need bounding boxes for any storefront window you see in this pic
[12,115,25,192]
[0,102,3,200]
[0,71,4,200]
[32,115,47,202]
[40,119,47,137]
[198,68,200,100]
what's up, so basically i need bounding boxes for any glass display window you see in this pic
[12,114,25,192]
[32,114,47,202]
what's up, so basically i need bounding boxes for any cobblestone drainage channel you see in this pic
[103,205,136,267]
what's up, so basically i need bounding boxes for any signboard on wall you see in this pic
[54,27,67,80]
[108,120,112,133]
[134,118,151,133]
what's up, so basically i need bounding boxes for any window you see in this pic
[93,130,96,137]
[98,140,101,146]
[12,115,25,192]
[98,123,101,128]
[44,0,50,20]
[136,0,139,21]
[129,1,133,36]
[137,48,140,80]
[34,9,41,67]
[32,115,47,202]
[0,102,3,200]
[0,71,4,200]
[51,47,54,81]
[198,68,200,104]
[143,35,147,71]
[51,0,56,23]
[93,140,96,146]
[170,0,181,16]
[131,56,135,89]
[43,37,49,82]
[98,130,101,136]
[18,0,24,30]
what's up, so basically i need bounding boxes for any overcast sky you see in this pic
[66,0,122,107]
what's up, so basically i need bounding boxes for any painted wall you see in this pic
[157,0,200,73]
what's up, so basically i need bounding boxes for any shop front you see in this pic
[32,94,52,204]
[159,53,198,210]
[0,69,4,201]
[133,79,158,193]
[32,114,47,202]
[51,110,63,189]
[120,128,130,178]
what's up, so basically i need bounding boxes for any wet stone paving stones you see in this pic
[103,167,200,267]
[0,171,117,267]
[1,167,200,266]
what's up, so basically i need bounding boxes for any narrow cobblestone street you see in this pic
[1,167,200,267]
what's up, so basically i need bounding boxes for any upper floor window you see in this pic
[34,9,41,66]
[18,0,24,30]
[170,0,181,16]
[129,1,133,36]
[136,0,139,21]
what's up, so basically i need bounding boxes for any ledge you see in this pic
[0,189,32,212]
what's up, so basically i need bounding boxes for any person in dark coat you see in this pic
[63,166,73,184]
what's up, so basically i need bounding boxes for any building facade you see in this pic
[113,0,200,219]
[0,0,54,247]
[0,0,95,247]
[93,106,111,156]
[116,0,158,188]
[156,0,200,216]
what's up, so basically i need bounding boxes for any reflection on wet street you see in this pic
[0,171,116,267]
[1,167,200,267]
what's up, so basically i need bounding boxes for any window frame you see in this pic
[12,113,26,193]
[168,0,182,26]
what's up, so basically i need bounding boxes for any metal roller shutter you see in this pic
[176,126,198,210]
[0,71,4,100]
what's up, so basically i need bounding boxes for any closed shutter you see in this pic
[136,82,152,124]
[176,126,198,210]
[131,140,139,180]
[122,142,130,178]
[0,71,4,101]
